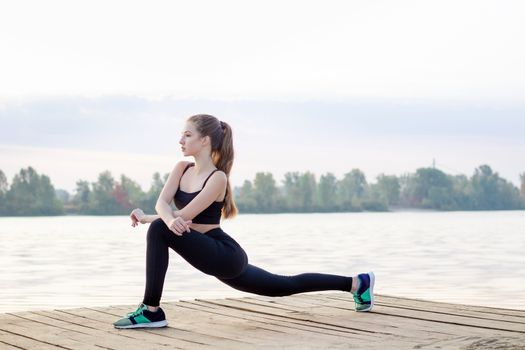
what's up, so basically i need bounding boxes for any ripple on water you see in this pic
[1,211,524,312]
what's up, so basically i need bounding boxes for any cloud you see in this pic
[1,96,523,191]
[0,144,175,193]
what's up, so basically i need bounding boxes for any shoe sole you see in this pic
[356,271,375,312]
[114,320,168,329]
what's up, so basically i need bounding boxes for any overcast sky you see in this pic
[1,1,524,193]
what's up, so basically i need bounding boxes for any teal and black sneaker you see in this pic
[351,271,375,312]
[113,303,168,329]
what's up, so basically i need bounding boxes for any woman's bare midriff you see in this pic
[189,223,220,234]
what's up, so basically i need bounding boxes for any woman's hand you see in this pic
[130,208,146,227]
[167,217,192,236]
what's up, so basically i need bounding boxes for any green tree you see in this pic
[236,180,257,212]
[469,165,522,210]
[253,172,278,212]
[90,170,119,214]
[73,180,91,213]
[141,172,169,213]
[406,167,454,209]
[298,172,317,211]
[364,174,399,211]
[118,174,145,210]
[374,174,400,206]
[281,171,317,211]
[470,165,497,209]
[37,174,63,214]
[317,173,338,211]
[495,179,522,209]
[282,172,301,211]
[398,173,414,207]
[450,174,472,210]
[337,169,367,211]
[4,167,62,215]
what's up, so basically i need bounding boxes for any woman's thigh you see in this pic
[149,219,247,279]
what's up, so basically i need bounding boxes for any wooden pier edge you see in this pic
[1,292,524,349]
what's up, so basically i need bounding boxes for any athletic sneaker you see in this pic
[113,302,168,329]
[351,271,375,312]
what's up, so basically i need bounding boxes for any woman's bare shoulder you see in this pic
[209,169,227,184]
[174,160,193,171]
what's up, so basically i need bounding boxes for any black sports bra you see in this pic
[173,162,225,224]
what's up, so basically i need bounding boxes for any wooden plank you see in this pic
[42,308,247,348]
[222,295,525,340]
[117,304,352,345]
[67,306,239,348]
[175,300,377,341]
[109,301,406,348]
[345,293,525,319]
[97,304,265,347]
[2,293,525,349]
[295,294,525,324]
[165,301,416,349]
[362,293,525,317]
[0,328,65,350]
[108,303,316,348]
[193,297,444,342]
[166,301,375,342]
[0,314,96,350]
[234,295,525,348]
[236,296,476,339]
[2,309,219,350]
[410,335,525,349]
[374,300,525,325]
[0,342,25,350]
[303,294,525,333]
[295,292,525,325]
[20,309,190,350]
[266,293,525,336]
[373,300,525,323]
[112,304,360,349]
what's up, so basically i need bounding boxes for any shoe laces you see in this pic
[126,302,146,318]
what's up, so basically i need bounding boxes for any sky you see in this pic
[1,1,524,193]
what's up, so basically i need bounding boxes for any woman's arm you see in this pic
[141,214,160,223]
[137,174,224,225]
[139,211,182,224]
[155,161,190,224]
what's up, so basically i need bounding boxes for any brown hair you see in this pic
[187,114,238,219]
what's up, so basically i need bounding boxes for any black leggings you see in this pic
[143,218,352,306]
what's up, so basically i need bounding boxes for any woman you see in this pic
[113,114,375,329]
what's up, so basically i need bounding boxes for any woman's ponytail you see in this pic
[213,120,237,218]
[188,114,238,219]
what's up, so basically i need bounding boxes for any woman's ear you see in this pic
[201,135,211,147]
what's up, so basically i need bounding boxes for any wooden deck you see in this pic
[1,292,524,349]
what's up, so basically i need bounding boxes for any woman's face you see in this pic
[179,121,205,157]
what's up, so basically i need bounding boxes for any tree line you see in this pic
[0,165,524,216]
[236,165,525,212]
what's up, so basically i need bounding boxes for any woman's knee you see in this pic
[146,218,168,242]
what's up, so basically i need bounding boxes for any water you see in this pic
[1,211,524,313]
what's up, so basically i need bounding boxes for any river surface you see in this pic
[1,211,524,313]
